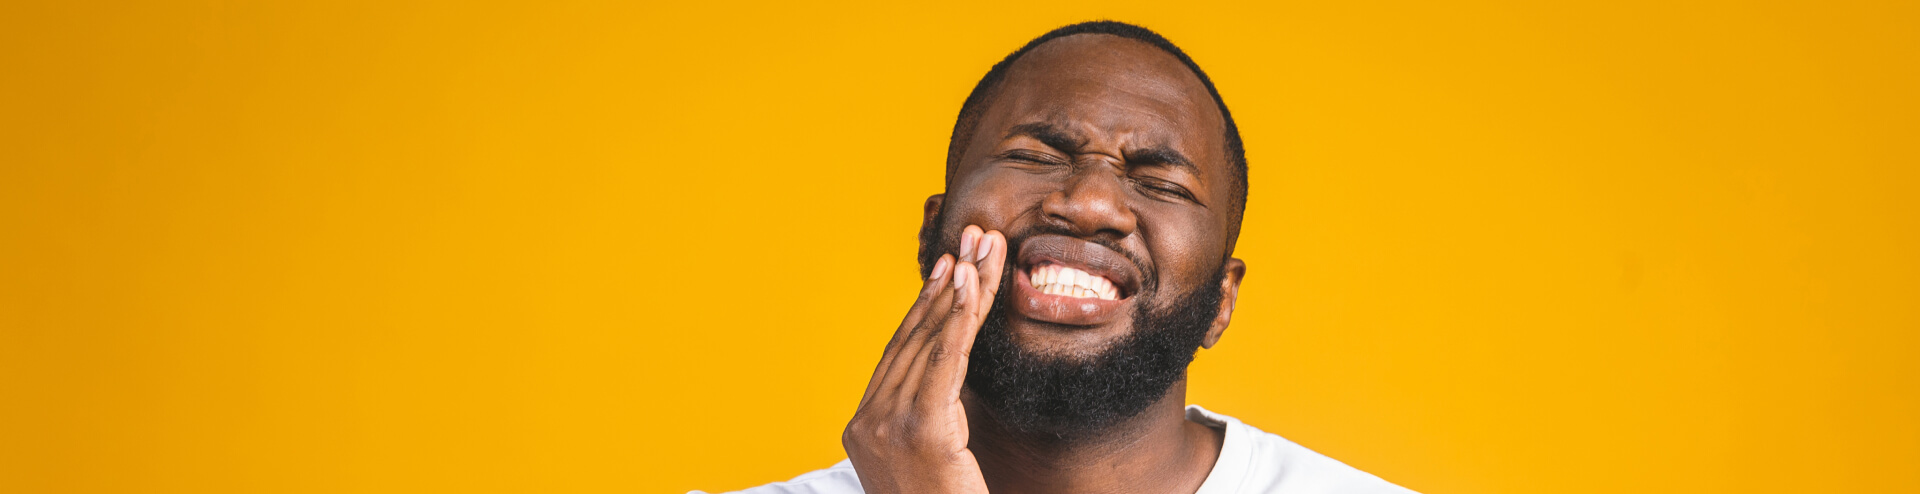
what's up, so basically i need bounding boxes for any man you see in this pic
[704,21,1415,493]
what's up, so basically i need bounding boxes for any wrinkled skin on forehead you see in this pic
[924,32,1244,363]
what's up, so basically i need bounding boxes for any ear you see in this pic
[1201,257,1247,349]
[918,193,945,251]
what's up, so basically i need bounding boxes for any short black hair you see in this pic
[945,20,1249,243]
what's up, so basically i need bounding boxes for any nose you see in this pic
[1040,163,1138,240]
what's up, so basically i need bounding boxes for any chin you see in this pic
[999,315,1140,359]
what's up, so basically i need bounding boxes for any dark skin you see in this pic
[843,34,1249,494]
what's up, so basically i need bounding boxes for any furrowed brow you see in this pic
[1004,123,1084,154]
[1124,146,1202,177]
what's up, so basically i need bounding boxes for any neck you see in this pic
[963,379,1224,494]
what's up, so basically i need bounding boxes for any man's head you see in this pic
[945,21,1249,244]
[917,21,1250,440]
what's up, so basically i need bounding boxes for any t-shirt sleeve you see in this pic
[1244,429,1419,493]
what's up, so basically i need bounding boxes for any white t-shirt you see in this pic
[694,405,1416,494]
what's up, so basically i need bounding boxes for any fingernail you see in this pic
[931,255,952,280]
[959,229,977,261]
[953,266,967,289]
[977,233,995,262]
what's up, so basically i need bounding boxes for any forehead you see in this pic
[984,34,1226,163]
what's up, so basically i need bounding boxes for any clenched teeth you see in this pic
[1028,263,1119,301]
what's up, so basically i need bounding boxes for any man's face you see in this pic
[921,34,1246,435]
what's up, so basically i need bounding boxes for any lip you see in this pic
[1009,235,1143,326]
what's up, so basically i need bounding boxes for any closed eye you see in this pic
[1000,150,1070,168]
[1131,176,1199,203]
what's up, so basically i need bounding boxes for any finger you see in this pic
[903,259,979,398]
[859,254,952,409]
[876,265,961,401]
[885,254,953,356]
[972,230,1008,318]
[957,225,982,264]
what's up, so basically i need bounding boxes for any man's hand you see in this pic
[843,225,1006,494]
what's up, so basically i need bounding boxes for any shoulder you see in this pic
[1188,406,1419,494]
[687,459,862,494]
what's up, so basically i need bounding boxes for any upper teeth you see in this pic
[1030,264,1119,300]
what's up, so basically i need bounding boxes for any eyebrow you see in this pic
[1005,122,1085,154]
[1123,146,1201,178]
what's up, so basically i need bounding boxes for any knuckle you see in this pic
[918,320,945,339]
[919,309,947,328]
[926,342,948,364]
[876,424,907,446]
[947,297,970,316]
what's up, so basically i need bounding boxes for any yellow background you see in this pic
[3,1,1916,492]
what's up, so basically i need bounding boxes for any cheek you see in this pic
[945,169,1054,231]
[1141,207,1229,292]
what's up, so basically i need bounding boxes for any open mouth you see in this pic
[1008,234,1142,326]
[1026,262,1123,300]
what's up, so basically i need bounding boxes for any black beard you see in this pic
[919,218,1225,442]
